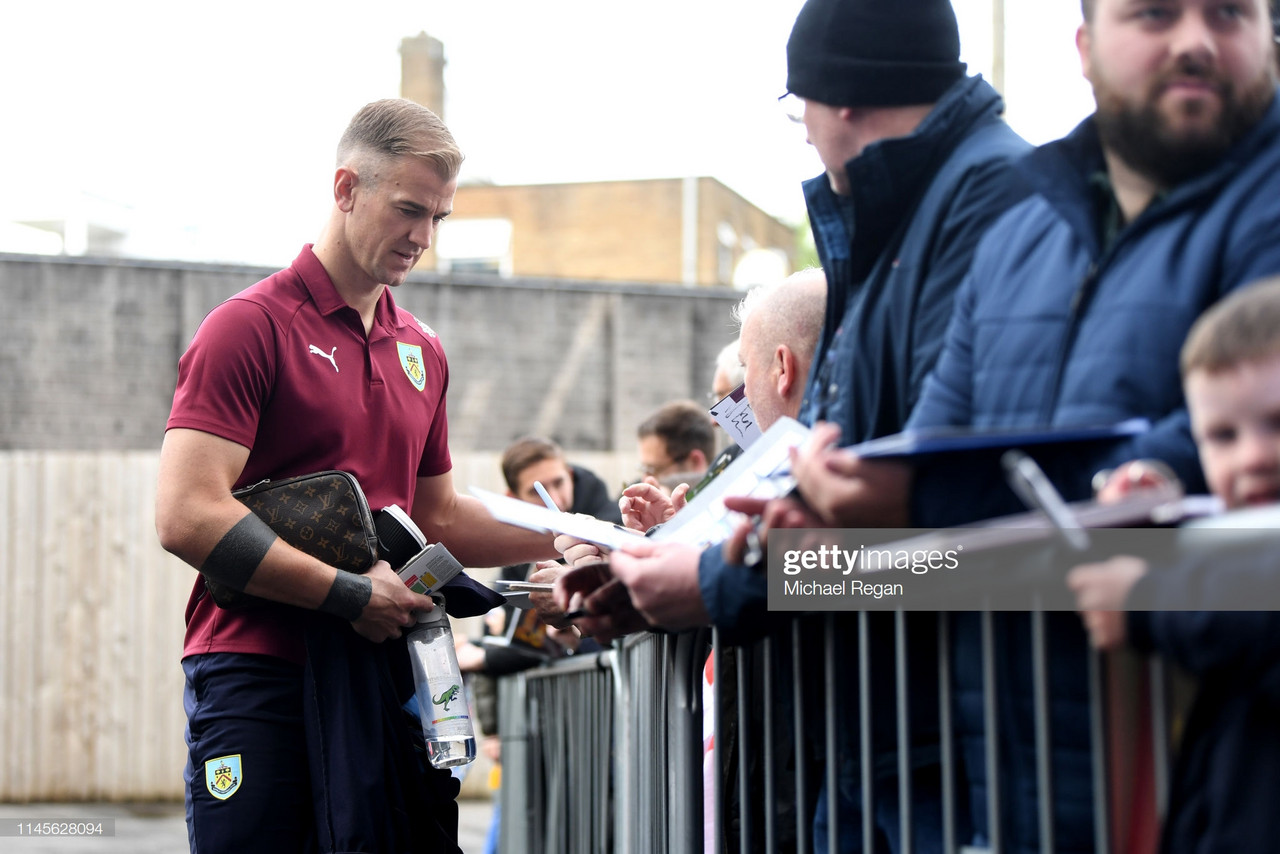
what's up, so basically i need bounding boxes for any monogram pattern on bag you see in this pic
[204,471,378,609]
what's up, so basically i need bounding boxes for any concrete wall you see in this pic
[0,253,743,456]
[0,252,746,800]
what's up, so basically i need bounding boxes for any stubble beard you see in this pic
[1091,53,1276,188]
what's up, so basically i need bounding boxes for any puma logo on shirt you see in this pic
[308,345,339,372]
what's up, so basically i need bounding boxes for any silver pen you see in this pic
[1001,450,1091,552]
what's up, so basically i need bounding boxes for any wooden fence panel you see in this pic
[0,449,634,802]
[0,452,190,802]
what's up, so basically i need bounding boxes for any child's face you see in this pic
[1185,354,1280,509]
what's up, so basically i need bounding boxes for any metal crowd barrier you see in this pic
[494,612,1185,854]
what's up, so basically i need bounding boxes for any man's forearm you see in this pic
[200,512,371,620]
[200,512,277,591]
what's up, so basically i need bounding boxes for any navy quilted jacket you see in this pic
[908,94,1280,853]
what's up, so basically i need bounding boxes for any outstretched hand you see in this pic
[721,494,824,565]
[790,422,911,527]
[553,560,651,642]
[1065,556,1148,650]
[619,477,689,532]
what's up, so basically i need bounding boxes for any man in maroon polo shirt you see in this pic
[156,99,556,853]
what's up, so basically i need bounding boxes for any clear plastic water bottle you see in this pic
[406,593,476,769]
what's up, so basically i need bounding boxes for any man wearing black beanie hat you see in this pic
[550,0,1035,851]
[761,4,1032,851]
[785,0,967,110]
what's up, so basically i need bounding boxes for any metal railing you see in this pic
[495,612,1182,854]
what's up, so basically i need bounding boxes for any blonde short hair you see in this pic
[336,98,463,182]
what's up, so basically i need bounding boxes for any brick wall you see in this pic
[445,178,797,286]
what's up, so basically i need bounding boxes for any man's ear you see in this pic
[1076,22,1092,81]
[334,166,358,213]
[687,448,709,472]
[776,344,798,398]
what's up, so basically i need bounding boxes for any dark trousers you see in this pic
[184,653,316,853]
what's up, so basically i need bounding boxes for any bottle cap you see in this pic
[413,592,448,626]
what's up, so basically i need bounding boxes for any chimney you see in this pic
[400,32,447,119]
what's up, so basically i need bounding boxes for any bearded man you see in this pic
[722,0,1280,850]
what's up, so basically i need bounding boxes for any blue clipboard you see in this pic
[848,417,1151,459]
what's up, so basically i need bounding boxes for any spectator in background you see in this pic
[735,268,826,435]
[710,338,746,409]
[500,436,621,524]
[635,399,716,495]
[460,436,617,854]
[618,269,828,533]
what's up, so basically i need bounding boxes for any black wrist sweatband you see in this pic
[201,513,277,591]
[319,571,372,622]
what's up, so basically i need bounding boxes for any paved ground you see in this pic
[0,797,495,853]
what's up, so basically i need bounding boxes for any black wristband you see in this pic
[319,571,372,622]
[201,513,277,591]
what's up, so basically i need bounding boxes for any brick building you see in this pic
[400,32,797,287]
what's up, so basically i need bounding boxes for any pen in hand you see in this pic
[1001,450,1091,552]
[533,481,559,512]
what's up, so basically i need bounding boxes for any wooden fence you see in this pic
[0,450,633,802]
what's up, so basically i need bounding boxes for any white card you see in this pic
[709,383,763,449]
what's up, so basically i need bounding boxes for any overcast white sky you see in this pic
[0,0,1095,266]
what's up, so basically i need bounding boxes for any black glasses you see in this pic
[778,92,805,124]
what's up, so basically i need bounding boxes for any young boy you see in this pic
[1068,275,1280,853]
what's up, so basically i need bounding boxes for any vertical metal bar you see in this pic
[737,644,753,854]
[857,612,872,854]
[668,631,704,854]
[713,631,724,854]
[601,661,615,854]
[938,612,957,854]
[612,639,632,854]
[1087,646,1112,854]
[656,637,666,850]
[1148,657,1170,820]
[763,636,777,852]
[982,609,1002,854]
[896,610,913,854]
[578,674,587,852]
[793,620,810,854]
[1032,608,1056,854]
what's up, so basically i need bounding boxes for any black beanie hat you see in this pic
[786,0,967,108]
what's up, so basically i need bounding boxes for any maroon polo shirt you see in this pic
[167,245,451,663]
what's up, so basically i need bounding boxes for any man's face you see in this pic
[341,153,456,289]
[511,458,575,511]
[739,312,787,431]
[1079,0,1277,185]
[638,435,692,482]
[1186,355,1280,509]
[800,100,875,196]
